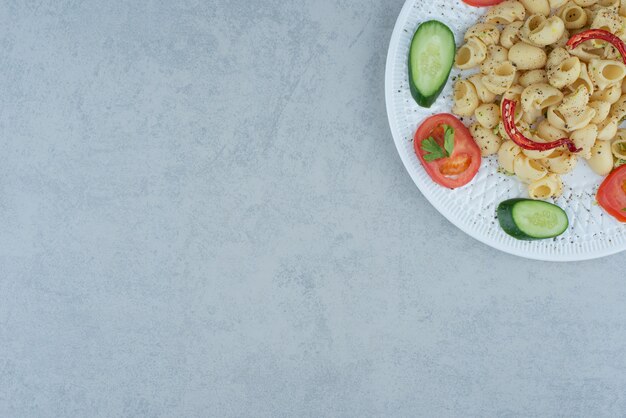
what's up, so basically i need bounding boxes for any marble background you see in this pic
[1,0,625,416]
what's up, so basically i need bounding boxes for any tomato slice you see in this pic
[597,165,626,223]
[414,113,481,189]
[461,0,503,6]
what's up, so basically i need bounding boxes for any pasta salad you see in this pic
[452,0,626,200]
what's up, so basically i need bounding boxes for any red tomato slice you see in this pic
[414,113,481,189]
[462,0,504,6]
[597,165,626,223]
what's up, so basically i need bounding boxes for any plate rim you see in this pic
[384,0,626,262]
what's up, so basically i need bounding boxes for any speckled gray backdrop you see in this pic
[0,0,625,417]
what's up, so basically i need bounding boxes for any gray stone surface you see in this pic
[1,0,626,417]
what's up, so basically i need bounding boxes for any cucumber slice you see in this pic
[497,199,569,241]
[408,20,456,108]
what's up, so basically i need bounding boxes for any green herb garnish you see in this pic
[444,125,455,157]
[421,124,455,162]
[421,137,447,161]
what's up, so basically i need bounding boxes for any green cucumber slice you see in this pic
[497,199,569,241]
[408,20,456,108]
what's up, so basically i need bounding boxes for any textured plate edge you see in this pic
[384,0,626,262]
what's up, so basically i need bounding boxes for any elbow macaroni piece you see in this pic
[521,83,564,112]
[468,74,497,103]
[456,37,488,69]
[528,16,566,46]
[542,150,579,173]
[514,154,549,183]
[498,141,523,173]
[481,45,510,74]
[528,174,564,199]
[470,123,503,156]
[546,47,571,68]
[500,21,523,48]
[562,107,596,130]
[588,59,626,90]
[519,69,549,86]
[571,123,599,158]
[452,80,480,117]
[547,105,569,130]
[483,61,517,94]
[548,56,582,88]
[591,8,621,33]
[522,106,543,124]
[597,116,620,140]
[522,120,567,159]
[520,0,551,16]
[475,103,501,129]
[588,140,615,174]
[546,47,581,88]
[523,121,567,159]
[591,82,622,103]
[537,119,568,141]
[560,2,588,29]
[569,39,605,62]
[464,23,501,46]
[509,42,548,69]
[570,62,595,95]
[519,15,547,43]
[558,85,591,117]
[485,0,527,24]
[589,100,611,123]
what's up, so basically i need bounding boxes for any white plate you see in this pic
[385,0,626,261]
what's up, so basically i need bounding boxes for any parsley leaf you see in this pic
[421,137,447,162]
[444,125,455,157]
[622,208,626,212]
[421,125,455,162]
